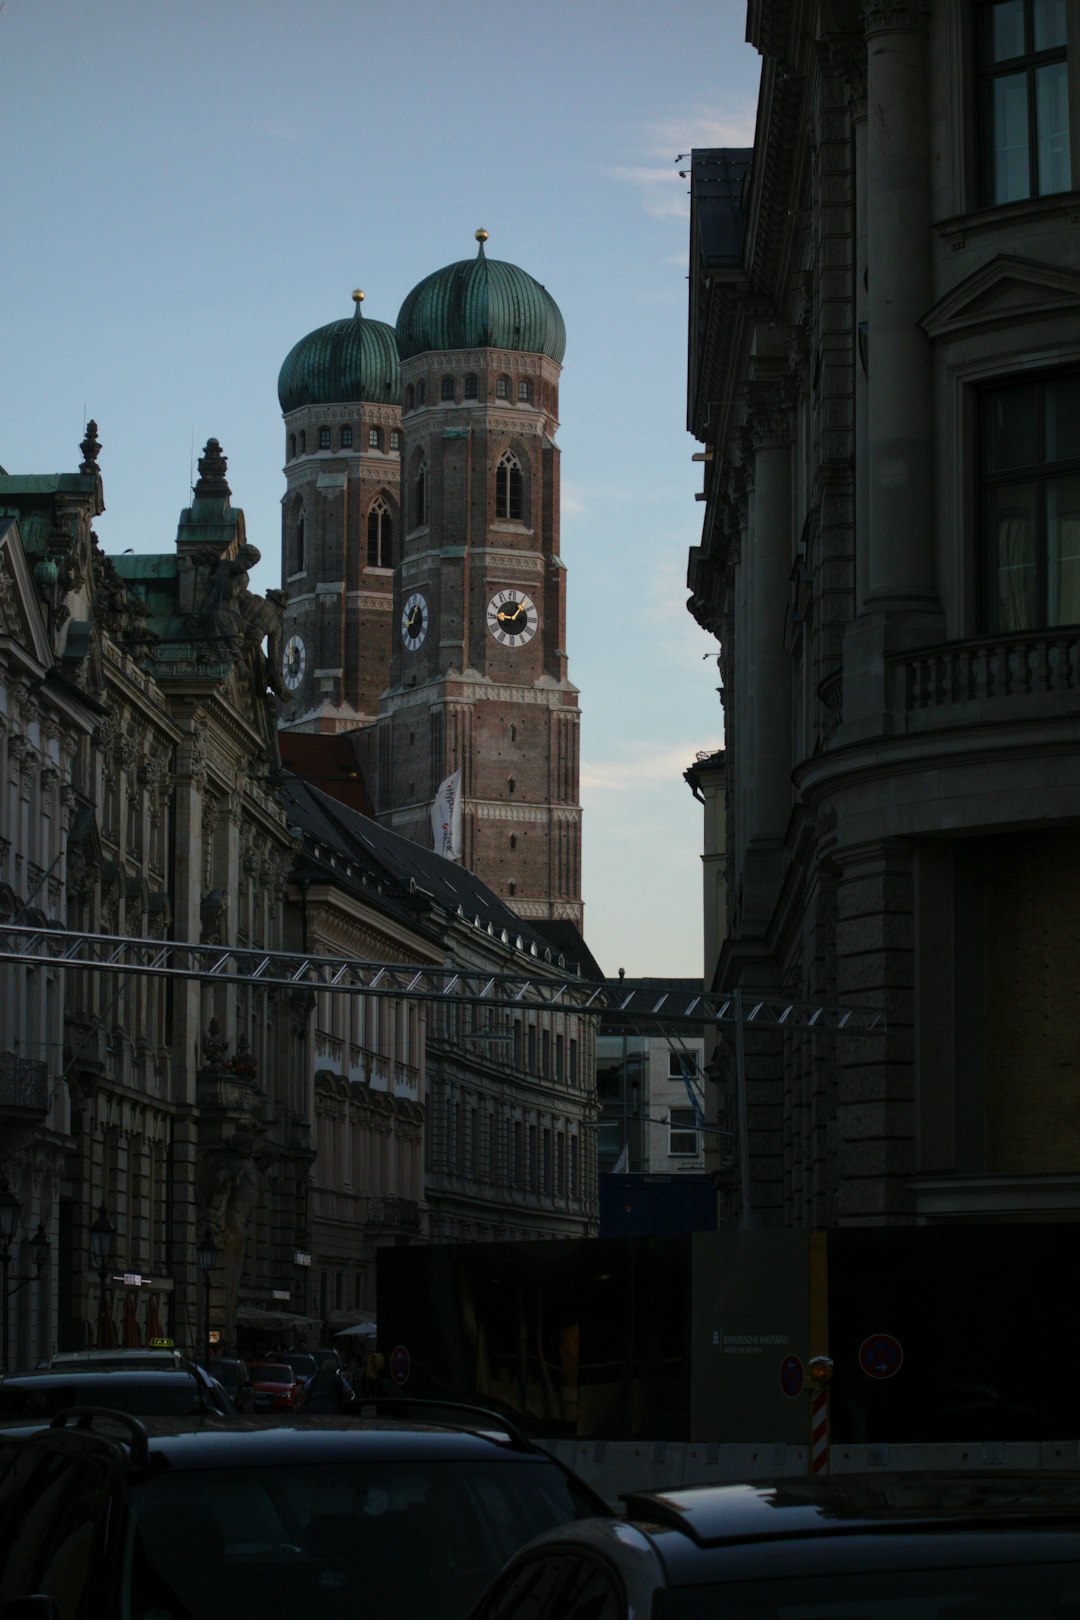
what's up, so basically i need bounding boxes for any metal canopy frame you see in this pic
[0,924,886,1032]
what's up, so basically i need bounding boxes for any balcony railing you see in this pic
[0,1055,49,1114]
[889,628,1080,728]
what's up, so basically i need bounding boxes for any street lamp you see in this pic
[0,1180,22,1374]
[196,1228,219,1371]
[88,1204,116,1348]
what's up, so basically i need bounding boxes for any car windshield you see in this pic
[122,1457,595,1620]
[249,1365,292,1381]
[667,1555,1080,1619]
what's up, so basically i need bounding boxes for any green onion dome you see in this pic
[395,230,566,364]
[277,291,401,413]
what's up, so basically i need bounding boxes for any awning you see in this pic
[234,1307,321,1332]
[333,1320,377,1339]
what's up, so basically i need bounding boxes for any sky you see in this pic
[2,0,761,980]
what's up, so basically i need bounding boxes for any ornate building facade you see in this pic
[687,0,1080,1226]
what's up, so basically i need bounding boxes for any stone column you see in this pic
[862,0,937,612]
[742,381,794,929]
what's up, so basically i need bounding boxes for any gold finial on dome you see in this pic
[475,228,489,244]
[352,288,365,304]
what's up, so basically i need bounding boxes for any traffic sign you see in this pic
[779,1353,804,1397]
[858,1332,903,1379]
[390,1344,411,1386]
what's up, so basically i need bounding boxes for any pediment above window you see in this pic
[921,255,1080,340]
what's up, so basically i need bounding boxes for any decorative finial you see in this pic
[475,227,489,250]
[193,438,231,499]
[80,420,101,474]
[352,288,364,303]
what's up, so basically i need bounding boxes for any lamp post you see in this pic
[0,1180,22,1374]
[196,1228,219,1371]
[88,1204,116,1348]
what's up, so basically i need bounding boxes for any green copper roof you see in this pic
[395,233,565,364]
[278,293,401,413]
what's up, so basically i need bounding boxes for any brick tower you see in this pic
[277,291,402,731]
[374,231,582,926]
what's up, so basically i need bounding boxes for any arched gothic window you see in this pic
[415,458,427,527]
[289,433,296,459]
[368,426,381,449]
[441,376,455,401]
[299,430,307,453]
[406,385,415,411]
[318,426,331,449]
[496,451,523,521]
[418,379,426,405]
[367,496,393,567]
[464,375,478,399]
[294,513,305,574]
[496,376,510,399]
[340,425,353,448]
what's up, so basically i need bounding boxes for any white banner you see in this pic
[431,768,463,861]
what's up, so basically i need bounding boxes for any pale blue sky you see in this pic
[3,0,760,977]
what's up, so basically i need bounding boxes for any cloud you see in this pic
[610,105,757,220]
[582,739,714,795]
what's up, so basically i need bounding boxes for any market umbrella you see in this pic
[145,1292,164,1345]
[122,1293,140,1347]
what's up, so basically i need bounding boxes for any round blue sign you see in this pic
[390,1344,411,1386]
[779,1354,804,1397]
[859,1332,903,1379]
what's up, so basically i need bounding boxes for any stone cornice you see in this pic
[862,0,931,35]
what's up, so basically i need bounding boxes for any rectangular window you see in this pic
[527,1025,537,1072]
[570,1134,579,1197]
[514,1120,524,1186]
[555,1033,565,1084]
[517,379,531,401]
[390,430,401,450]
[978,0,1071,204]
[555,1131,565,1195]
[569,1038,578,1087]
[340,425,353,448]
[542,1128,552,1193]
[513,1021,522,1068]
[528,1123,537,1189]
[496,377,509,399]
[541,1029,551,1078]
[318,426,331,449]
[981,371,1080,629]
[669,1107,701,1157]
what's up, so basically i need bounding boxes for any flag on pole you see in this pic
[431,768,463,861]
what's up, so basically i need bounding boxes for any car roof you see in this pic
[621,1473,1080,1548]
[2,1370,202,1387]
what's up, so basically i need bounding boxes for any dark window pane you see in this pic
[1044,375,1080,461]
[990,481,1038,629]
[1046,473,1080,622]
[985,0,1026,62]
[1035,60,1071,192]
[984,383,1039,471]
[1034,0,1067,50]
[991,72,1032,201]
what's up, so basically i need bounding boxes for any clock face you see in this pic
[282,634,307,691]
[487,589,538,647]
[401,591,429,651]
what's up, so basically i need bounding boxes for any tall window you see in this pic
[496,376,510,399]
[340,425,353,448]
[981,372,1080,629]
[441,375,455,401]
[464,375,478,399]
[318,426,331,449]
[415,458,427,526]
[496,451,523,520]
[293,513,305,574]
[978,0,1070,204]
[669,1107,700,1157]
[390,430,402,450]
[368,426,381,449]
[367,496,393,567]
[517,379,531,402]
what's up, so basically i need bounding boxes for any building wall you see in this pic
[687,0,1080,1226]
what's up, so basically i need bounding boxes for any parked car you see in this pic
[0,1402,610,1618]
[277,1349,319,1382]
[469,1472,1080,1619]
[0,1367,234,1428]
[247,1359,303,1412]
[42,1348,183,1371]
[212,1356,254,1412]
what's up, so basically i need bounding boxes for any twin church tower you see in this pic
[276,232,582,928]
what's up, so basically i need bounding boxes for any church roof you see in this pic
[396,231,565,364]
[278,293,401,414]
